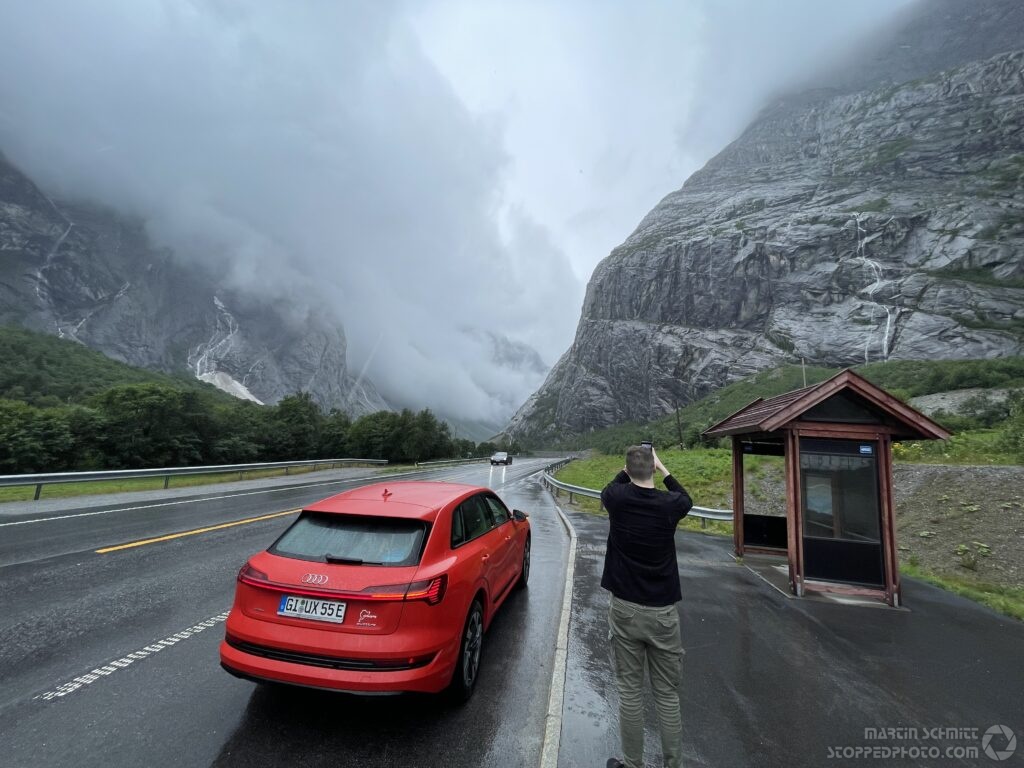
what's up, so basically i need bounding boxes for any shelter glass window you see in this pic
[800,439,880,542]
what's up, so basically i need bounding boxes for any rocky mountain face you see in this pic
[0,153,388,415]
[507,0,1024,443]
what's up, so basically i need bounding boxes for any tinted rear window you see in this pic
[271,512,428,566]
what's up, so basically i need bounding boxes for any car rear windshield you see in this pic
[270,512,428,566]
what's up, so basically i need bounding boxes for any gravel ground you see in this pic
[893,463,1024,588]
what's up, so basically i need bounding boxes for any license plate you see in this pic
[278,595,347,624]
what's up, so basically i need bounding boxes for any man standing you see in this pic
[601,445,693,768]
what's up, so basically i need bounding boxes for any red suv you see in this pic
[220,481,530,701]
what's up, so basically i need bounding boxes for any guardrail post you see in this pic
[163,475,170,489]
[285,467,290,475]
[34,483,42,500]
[569,491,574,503]
[701,518,707,529]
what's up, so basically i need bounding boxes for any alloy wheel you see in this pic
[462,609,483,686]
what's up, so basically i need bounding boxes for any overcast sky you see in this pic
[0,0,910,426]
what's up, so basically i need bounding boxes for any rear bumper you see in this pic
[220,613,460,694]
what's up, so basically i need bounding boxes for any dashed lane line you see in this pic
[95,508,300,553]
[34,611,230,701]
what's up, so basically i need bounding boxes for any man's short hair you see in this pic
[625,445,654,481]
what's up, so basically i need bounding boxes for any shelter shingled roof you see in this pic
[702,369,951,441]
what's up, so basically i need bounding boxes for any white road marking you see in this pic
[540,502,578,768]
[34,611,230,701]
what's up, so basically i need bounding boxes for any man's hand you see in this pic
[651,447,670,477]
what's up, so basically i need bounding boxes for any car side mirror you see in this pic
[513,509,529,522]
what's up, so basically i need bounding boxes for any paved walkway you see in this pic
[558,506,1024,767]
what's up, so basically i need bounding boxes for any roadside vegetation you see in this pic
[0,326,508,477]
[901,561,1024,621]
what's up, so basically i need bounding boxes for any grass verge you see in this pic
[901,562,1024,621]
[555,449,734,506]
[893,429,1019,465]
[554,449,734,536]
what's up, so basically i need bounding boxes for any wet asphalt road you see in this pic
[559,507,1024,768]
[0,459,569,768]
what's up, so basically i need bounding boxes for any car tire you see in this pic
[515,536,530,590]
[448,599,484,704]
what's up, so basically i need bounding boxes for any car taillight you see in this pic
[238,562,269,585]
[406,575,447,605]
[361,575,447,605]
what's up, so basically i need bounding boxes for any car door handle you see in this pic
[481,553,490,561]
[504,536,511,542]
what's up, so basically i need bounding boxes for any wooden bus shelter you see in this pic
[703,369,950,607]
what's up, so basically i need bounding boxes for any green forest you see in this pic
[0,327,501,473]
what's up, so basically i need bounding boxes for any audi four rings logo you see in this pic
[302,573,328,585]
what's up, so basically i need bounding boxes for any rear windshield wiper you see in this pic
[324,554,384,565]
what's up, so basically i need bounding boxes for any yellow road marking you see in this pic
[95,509,300,553]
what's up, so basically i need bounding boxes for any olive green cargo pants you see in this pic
[608,595,684,768]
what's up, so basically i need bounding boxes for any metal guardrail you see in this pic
[0,458,389,500]
[540,463,733,529]
[414,457,491,468]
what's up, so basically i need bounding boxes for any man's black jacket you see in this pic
[600,470,693,606]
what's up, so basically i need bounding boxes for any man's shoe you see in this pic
[606,760,624,768]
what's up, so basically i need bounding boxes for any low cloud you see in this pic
[0,1,580,426]
[0,1,909,426]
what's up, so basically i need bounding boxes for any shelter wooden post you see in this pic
[878,434,901,607]
[784,429,805,596]
[731,436,745,558]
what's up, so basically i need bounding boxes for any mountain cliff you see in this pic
[0,152,388,415]
[506,0,1024,443]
